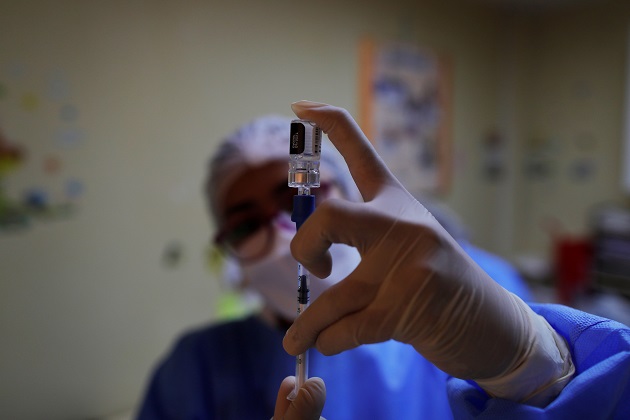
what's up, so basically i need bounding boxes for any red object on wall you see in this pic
[554,237,593,305]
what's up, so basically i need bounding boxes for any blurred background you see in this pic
[1,0,629,418]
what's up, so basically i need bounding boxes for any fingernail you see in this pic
[291,100,326,113]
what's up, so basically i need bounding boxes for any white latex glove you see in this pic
[273,376,326,420]
[283,101,574,404]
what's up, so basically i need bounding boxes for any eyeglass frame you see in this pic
[213,181,334,262]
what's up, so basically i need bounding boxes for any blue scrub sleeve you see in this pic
[446,303,630,419]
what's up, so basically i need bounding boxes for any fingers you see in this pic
[274,377,295,418]
[290,199,387,277]
[283,265,380,355]
[285,199,393,355]
[291,100,401,202]
[314,307,391,355]
[274,376,326,420]
[289,199,348,278]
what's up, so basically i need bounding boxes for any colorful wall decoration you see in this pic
[0,64,85,231]
[359,39,453,194]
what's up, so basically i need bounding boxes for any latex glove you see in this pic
[283,101,573,404]
[273,376,326,420]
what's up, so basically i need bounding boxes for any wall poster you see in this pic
[359,39,452,194]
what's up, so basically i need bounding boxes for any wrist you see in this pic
[474,299,575,407]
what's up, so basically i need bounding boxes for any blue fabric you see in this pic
[137,248,531,420]
[447,304,630,419]
[137,316,452,420]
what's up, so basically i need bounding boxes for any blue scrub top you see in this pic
[137,245,535,419]
[448,303,630,419]
[138,316,451,419]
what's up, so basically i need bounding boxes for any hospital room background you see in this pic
[1,0,630,418]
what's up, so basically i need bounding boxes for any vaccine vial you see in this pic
[288,119,322,189]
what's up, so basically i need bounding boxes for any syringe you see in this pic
[287,119,321,401]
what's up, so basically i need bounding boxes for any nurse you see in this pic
[275,101,630,419]
[137,113,532,419]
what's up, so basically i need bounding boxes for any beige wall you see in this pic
[0,1,502,418]
[0,0,628,418]
[501,1,630,257]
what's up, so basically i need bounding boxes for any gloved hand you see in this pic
[283,101,574,404]
[273,376,326,420]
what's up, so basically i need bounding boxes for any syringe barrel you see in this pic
[288,119,321,189]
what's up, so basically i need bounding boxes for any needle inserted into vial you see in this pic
[287,119,321,401]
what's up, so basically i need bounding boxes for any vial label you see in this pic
[290,122,305,154]
[314,127,322,154]
[288,119,321,189]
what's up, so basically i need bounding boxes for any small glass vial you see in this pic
[288,119,321,190]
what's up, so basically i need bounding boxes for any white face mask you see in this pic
[226,213,361,321]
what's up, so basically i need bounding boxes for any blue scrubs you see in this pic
[137,247,533,419]
[448,303,630,419]
[137,316,451,419]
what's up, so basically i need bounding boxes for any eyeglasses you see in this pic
[214,182,333,262]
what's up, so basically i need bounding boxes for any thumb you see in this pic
[273,376,326,420]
